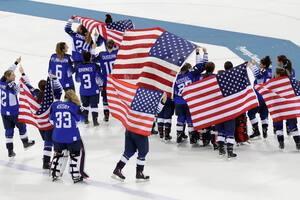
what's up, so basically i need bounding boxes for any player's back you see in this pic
[76,62,100,96]
[48,54,74,89]
[174,72,194,105]
[96,49,118,80]
[50,101,81,143]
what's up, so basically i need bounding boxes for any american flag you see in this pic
[107,19,134,32]
[107,75,163,136]
[255,76,300,122]
[112,27,197,97]
[74,16,134,46]
[182,63,258,130]
[18,78,53,130]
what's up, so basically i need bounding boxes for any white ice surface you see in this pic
[1,1,300,200]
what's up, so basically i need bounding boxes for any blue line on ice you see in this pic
[1,0,299,78]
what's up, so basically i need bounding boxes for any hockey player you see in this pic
[65,16,104,62]
[105,14,113,24]
[93,39,118,122]
[174,47,208,144]
[35,80,54,169]
[247,56,272,139]
[50,90,88,183]
[151,118,159,135]
[273,67,300,150]
[20,68,63,169]
[215,62,237,158]
[156,98,175,141]
[48,42,75,91]
[277,55,296,135]
[75,51,102,126]
[277,55,295,78]
[65,16,93,63]
[112,93,167,181]
[199,62,218,148]
[0,57,35,157]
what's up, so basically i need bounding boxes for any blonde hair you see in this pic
[4,70,14,79]
[55,42,66,60]
[85,32,92,44]
[79,25,92,44]
[64,90,81,106]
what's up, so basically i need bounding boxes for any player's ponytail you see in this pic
[276,67,290,77]
[277,55,292,75]
[38,80,46,100]
[79,25,92,44]
[85,32,92,45]
[56,42,66,60]
[65,89,81,106]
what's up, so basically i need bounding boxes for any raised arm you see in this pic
[64,16,76,36]
[194,47,208,74]
[1,57,21,82]
[191,47,208,77]
[50,74,63,100]
[19,65,41,99]
[7,57,21,71]
[247,60,260,80]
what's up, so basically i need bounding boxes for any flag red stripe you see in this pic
[119,43,153,50]
[270,106,300,115]
[19,97,39,111]
[256,77,300,122]
[193,104,256,129]
[182,66,258,130]
[18,80,52,130]
[110,112,151,136]
[192,96,257,122]
[190,89,255,114]
[108,102,153,125]
[117,53,149,60]
[185,88,221,106]
[273,114,300,122]
[113,62,176,75]
[122,35,160,41]
[107,76,156,136]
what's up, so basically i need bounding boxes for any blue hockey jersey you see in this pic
[252,66,272,84]
[0,63,20,116]
[48,53,75,90]
[50,101,81,143]
[251,65,273,101]
[0,79,19,116]
[65,19,93,62]
[173,53,207,104]
[94,48,118,86]
[75,62,102,96]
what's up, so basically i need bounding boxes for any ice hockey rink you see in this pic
[1,0,300,200]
